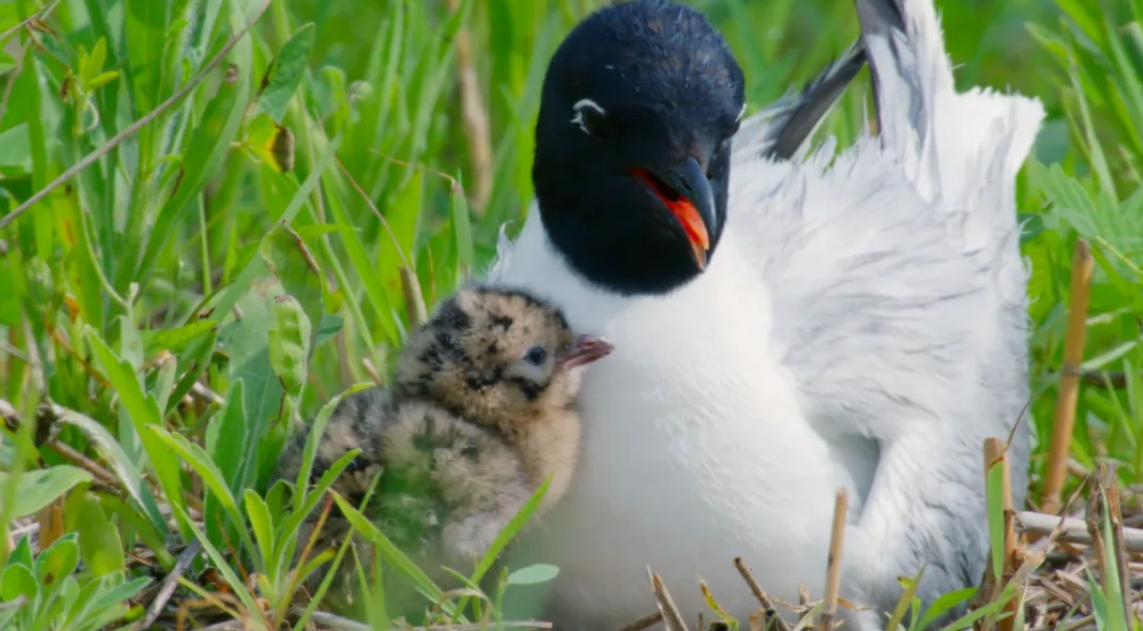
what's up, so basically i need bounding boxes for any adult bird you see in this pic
[485,0,1044,628]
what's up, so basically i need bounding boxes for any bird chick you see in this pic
[276,286,613,584]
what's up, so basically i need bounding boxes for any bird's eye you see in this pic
[523,346,548,366]
[571,99,614,138]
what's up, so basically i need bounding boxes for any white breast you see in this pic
[489,210,860,629]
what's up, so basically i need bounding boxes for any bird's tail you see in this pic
[733,39,868,162]
[855,0,1044,252]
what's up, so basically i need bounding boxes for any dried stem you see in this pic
[819,489,848,631]
[1086,463,1131,624]
[46,440,118,487]
[446,0,492,215]
[734,557,791,631]
[0,0,64,45]
[361,357,384,385]
[647,567,690,631]
[1013,511,1143,552]
[189,381,226,407]
[400,266,429,329]
[615,612,665,631]
[2,397,119,491]
[1042,239,1094,515]
[301,610,553,630]
[134,540,203,631]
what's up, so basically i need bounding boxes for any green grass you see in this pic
[0,0,1140,628]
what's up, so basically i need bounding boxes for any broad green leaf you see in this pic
[124,0,169,113]
[54,408,168,535]
[268,295,312,397]
[915,586,977,630]
[0,467,92,519]
[148,426,255,556]
[506,564,560,586]
[63,492,126,577]
[36,533,80,589]
[87,71,120,91]
[140,320,219,357]
[7,535,33,569]
[0,124,31,175]
[258,23,316,122]
[99,496,174,570]
[149,426,240,518]
[86,326,186,534]
[244,489,275,577]
[261,225,325,351]
[0,564,37,603]
[216,277,287,483]
[205,379,250,493]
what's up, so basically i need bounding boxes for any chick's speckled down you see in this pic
[274,286,611,587]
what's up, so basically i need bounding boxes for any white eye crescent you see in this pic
[571,98,607,136]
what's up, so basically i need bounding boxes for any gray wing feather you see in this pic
[733,39,868,161]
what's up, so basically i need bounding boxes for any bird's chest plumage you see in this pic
[492,223,843,627]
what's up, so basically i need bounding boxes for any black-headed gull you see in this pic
[486,0,1043,628]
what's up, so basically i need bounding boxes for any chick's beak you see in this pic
[632,155,716,270]
[556,334,615,369]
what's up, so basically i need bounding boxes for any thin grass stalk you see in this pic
[1086,463,1131,625]
[447,0,492,215]
[984,437,1018,631]
[0,0,276,231]
[1014,511,1143,552]
[735,557,792,631]
[818,489,847,631]
[648,568,690,631]
[1042,238,1094,515]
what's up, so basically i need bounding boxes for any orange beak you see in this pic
[631,156,715,270]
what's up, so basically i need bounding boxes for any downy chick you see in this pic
[276,286,613,580]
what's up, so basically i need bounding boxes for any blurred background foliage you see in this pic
[0,0,1140,627]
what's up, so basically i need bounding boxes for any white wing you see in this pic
[729,0,1044,618]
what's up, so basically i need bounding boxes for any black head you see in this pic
[533,0,745,296]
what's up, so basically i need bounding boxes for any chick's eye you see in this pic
[523,346,548,366]
[571,99,614,138]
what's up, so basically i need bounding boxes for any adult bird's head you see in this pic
[533,0,745,296]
